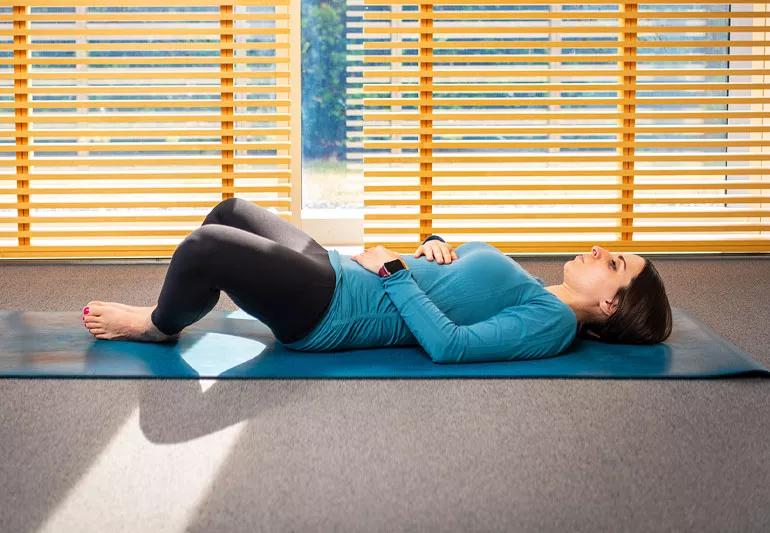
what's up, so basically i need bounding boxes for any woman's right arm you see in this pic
[380,269,576,364]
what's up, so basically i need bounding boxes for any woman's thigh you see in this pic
[189,223,336,344]
[202,197,327,256]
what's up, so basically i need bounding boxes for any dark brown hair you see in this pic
[577,258,673,344]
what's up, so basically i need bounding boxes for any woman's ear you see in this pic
[599,296,619,318]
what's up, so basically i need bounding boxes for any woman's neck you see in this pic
[544,283,593,325]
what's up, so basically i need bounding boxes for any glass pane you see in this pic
[301,0,362,209]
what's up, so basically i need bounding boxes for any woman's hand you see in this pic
[414,240,458,264]
[351,245,402,275]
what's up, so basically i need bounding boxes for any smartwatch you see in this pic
[378,257,409,278]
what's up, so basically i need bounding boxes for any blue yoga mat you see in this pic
[0,308,767,379]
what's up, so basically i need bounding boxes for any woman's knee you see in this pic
[204,197,238,224]
[177,224,227,259]
[217,197,242,210]
[217,196,258,216]
[206,197,261,225]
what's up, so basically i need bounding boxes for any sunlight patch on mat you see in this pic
[39,407,247,533]
[181,332,265,377]
[226,309,257,321]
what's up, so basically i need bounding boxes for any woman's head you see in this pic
[564,246,672,344]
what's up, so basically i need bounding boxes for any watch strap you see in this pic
[422,235,445,245]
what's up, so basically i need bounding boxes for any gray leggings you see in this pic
[150,198,336,344]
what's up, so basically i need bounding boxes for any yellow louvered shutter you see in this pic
[361,1,770,253]
[1,0,299,259]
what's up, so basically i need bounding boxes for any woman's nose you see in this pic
[591,245,603,258]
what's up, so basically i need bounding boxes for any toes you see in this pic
[84,301,104,314]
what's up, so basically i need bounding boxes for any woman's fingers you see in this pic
[421,242,456,263]
[412,242,460,263]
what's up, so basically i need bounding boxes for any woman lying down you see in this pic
[81,198,672,364]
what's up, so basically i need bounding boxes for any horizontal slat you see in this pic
[363,154,769,164]
[2,57,289,67]
[0,214,289,224]
[361,225,770,235]
[363,241,770,254]
[0,13,288,23]
[363,182,770,192]
[5,156,291,165]
[5,240,769,259]
[0,223,770,238]
[362,0,764,5]
[2,186,288,194]
[8,229,318,239]
[362,40,770,50]
[9,141,290,152]
[1,86,291,96]
[361,125,770,135]
[6,100,290,111]
[361,96,770,107]
[9,28,289,37]
[361,111,770,120]
[9,0,287,6]
[0,171,290,180]
[363,168,770,178]
[363,26,770,35]
[4,72,290,81]
[362,10,768,21]
[363,210,770,220]
[362,196,770,206]
[361,68,770,78]
[0,127,291,138]
[0,246,182,259]
[362,140,770,150]
[360,82,770,93]
[7,125,768,139]
[0,43,290,53]
[7,113,290,123]
[362,54,770,64]
[5,200,291,209]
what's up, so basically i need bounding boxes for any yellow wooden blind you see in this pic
[1,0,297,259]
[361,0,770,253]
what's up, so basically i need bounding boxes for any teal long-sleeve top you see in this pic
[283,241,579,364]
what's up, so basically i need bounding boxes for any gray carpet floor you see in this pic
[0,256,768,533]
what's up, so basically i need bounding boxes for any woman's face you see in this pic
[564,245,646,316]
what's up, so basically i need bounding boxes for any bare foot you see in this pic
[82,300,179,342]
